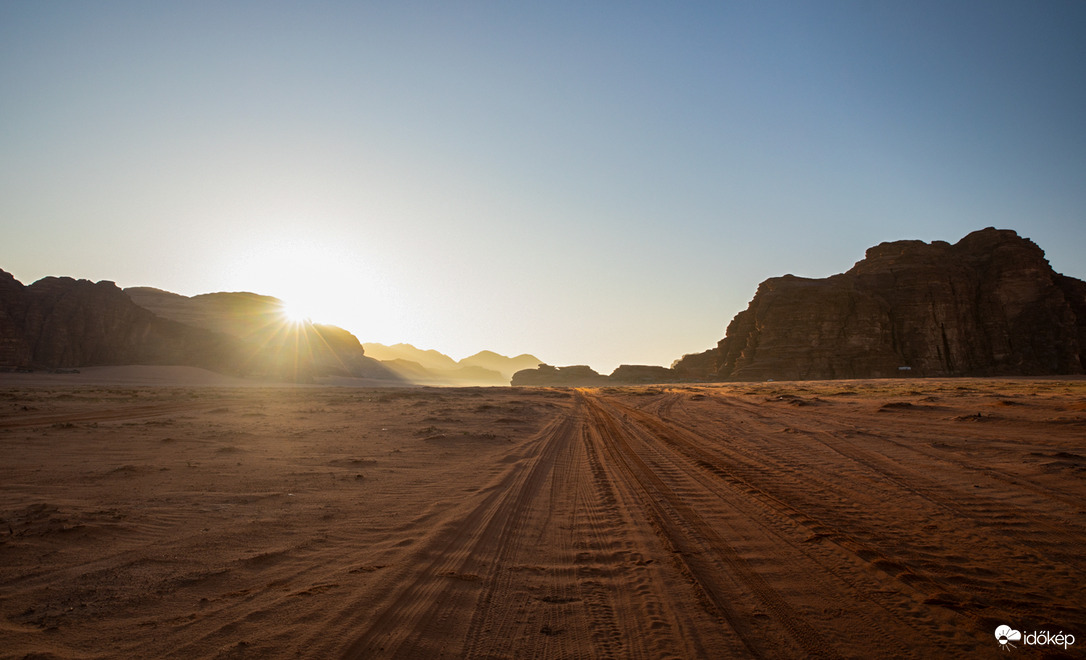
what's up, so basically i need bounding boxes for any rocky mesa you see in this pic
[0,271,403,383]
[510,363,684,386]
[511,364,610,387]
[675,228,1086,380]
[123,287,400,382]
[0,270,241,372]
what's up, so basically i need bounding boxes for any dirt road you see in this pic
[1,381,1083,658]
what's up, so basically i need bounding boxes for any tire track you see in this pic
[340,413,572,657]
[580,391,839,659]
[686,392,1086,562]
[335,383,1077,658]
[341,395,737,659]
[589,390,1001,656]
[626,388,1085,638]
[707,391,1086,512]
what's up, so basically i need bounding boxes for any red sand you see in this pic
[1,378,1083,658]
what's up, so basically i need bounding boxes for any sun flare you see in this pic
[279,300,312,324]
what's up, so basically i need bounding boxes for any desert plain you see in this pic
[0,369,1083,659]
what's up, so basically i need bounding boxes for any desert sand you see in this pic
[1,375,1083,658]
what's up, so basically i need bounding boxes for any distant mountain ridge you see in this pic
[0,271,543,386]
[9,227,1076,386]
[362,343,459,371]
[459,350,544,380]
[363,343,542,385]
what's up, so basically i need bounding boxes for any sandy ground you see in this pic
[0,366,413,389]
[0,377,1083,659]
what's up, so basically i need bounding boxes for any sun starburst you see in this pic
[280,300,311,324]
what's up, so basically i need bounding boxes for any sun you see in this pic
[279,300,312,324]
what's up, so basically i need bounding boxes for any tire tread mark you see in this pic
[581,391,838,660]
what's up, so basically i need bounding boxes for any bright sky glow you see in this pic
[1,2,1084,373]
[278,300,311,326]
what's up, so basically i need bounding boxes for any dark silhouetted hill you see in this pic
[125,287,286,338]
[673,228,1086,380]
[3,272,543,385]
[511,364,609,386]
[511,363,683,386]
[124,287,399,382]
[0,271,240,372]
[458,350,542,381]
[362,343,459,372]
[363,343,540,385]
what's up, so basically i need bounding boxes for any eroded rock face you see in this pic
[670,348,720,381]
[0,270,31,366]
[124,287,287,339]
[1057,274,1086,369]
[703,228,1085,380]
[0,271,404,382]
[608,364,681,384]
[0,271,239,370]
[511,364,609,386]
[511,363,684,386]
[124,286,400,382]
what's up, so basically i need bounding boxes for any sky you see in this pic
[2,1,1084,373]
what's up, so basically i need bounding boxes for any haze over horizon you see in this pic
[3,2,1084,374]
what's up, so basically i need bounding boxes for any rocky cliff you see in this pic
[511,364,609,387]
[0,270,407,382]
[125,287,287,338]
[675,228,1085,380]
[124,286,400,382]
[0,270,239,370]
[608,364,682,384]
[511,363,682,386]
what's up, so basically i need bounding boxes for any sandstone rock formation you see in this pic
[674,228,1086,380]
[608,364,682,384]
[1,273,537,385]
[124,286,399,382]
[670,349,718,381]
[511,364,609,387]
[511,363,684,386]
[125,287,287,339]
[0,270,239,371]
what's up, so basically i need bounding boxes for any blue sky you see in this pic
[2,1,1084,372]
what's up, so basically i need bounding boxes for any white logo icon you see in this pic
[995,625,1022,651]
